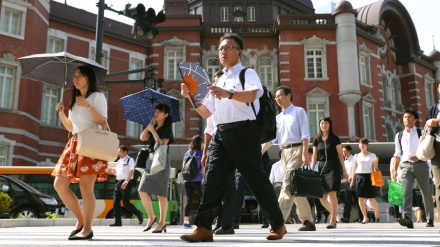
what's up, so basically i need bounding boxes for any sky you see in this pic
[55,0,439,55]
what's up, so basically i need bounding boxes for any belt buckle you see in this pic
[218,125,224,131]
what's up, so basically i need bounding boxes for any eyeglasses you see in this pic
[275,94,285,99]
[217,45,240,52]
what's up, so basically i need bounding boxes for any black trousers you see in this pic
[193,121,284,230]
[113,180,142,223]
[343,183,359,219]
[212,173,236,229]
[183,181,202,217]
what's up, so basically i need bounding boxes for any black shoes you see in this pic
[398,217,414,229]
[152,226,166,233]
[214,227,235,235]
[340,218,349,223]
[68,231,93,240]
[138,214,144,225]
[109,222,122,227]
[143,217,157,232]
[69,226,83,238]
[326,223,337,229]
[212,217,222,232]
[426,220,434,227]
[232,222,240,229]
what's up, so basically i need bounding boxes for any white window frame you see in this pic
[0,144,8,166]
[302,35,329,81]
[0,63,17,109]
[306,87,330,137]
[362,97,376,140]
[129,58,144,80]
[206,58,221,80]
[258,57,273,91]
[0,135,15,167]
[89,44,110,68]
[0,1,28,39]
[165,48,184,80]
[247,6,255,21]
[220,7,229,22]
[424,75,435,108]
[47,36,65,53]
[41,85,61,126]
[126,120,143,138]
[358,43,372,86]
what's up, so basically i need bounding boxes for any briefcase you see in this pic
[290,166,323,198]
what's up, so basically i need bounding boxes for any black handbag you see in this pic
[135,145,149,169]
[290,166,323,198]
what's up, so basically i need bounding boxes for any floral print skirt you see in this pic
[51,134,110,183]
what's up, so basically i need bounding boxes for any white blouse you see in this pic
[355,152,376,174]
[68,92,108,134]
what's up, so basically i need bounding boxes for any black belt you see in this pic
[402,161,412,164]
[282,143,302,149]
[217,120,248,131]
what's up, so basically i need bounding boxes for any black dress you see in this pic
[313,134,342,194]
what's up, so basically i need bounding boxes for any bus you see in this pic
[0,166,180,224]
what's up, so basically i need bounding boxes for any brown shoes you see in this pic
[298,220,316,231]
[180,226,213,242]
[266,224,287,240]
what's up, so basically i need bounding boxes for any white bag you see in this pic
[150,141,168,175]
[76,119,119,162]
[416,128,435,161]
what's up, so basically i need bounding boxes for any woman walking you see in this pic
[311,116,348,229]
[138,104,173,233]
[52,65,110,240]
[350,138,380,223]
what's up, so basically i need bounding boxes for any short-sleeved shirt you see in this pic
[313,134,342,173]
[203,63,263,125]
[147,124,174,152]
[115,155,135,180]
[355,152,376,174]
[68,92,108,134]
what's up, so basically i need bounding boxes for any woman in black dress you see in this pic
[311,116,348,229]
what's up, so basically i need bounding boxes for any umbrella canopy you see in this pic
[120,89,181,125]
[178,62,211,108]
[18,51,108,88]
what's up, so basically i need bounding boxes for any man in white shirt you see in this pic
[392,109,434,229]
[261,86,316,231]
[340,145,360,223]
[109,145,143,227]
[180,33,285,242]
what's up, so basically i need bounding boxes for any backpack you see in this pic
[239,68,277,144]
[397,128,422,156]
[182,150,201,181]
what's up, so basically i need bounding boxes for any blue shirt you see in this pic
[274,104,310,148]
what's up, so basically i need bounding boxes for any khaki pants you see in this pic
[278,146,313,223]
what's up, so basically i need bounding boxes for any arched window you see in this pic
[206,58,221,79]
[382,74,390,108]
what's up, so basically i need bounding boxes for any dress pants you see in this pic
[400,161,434,220]
[233,171,247,223]
[278,146,313,223]
[192,121,284,230]
[343,183,360,220]
[113,180,142,223]
[212,173,236,229]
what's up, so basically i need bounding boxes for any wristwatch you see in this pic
[228,89,235,99]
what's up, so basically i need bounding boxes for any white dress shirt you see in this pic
[203,63,263,125]
[393,126,419,162]
[204,116,216,136]
[273,104,310,148]
[344,154,355,179]
[269,160,284,184]
[115,155,135,180]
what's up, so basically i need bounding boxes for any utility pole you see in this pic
[95,0,105,65]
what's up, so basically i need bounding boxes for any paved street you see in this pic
[1,222,440,246]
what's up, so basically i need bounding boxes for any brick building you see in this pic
[1,0,439,168]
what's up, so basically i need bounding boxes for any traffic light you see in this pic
[144,66,156,89]
[123,4,166,39]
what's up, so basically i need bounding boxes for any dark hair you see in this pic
[219,33,244,50]
[308,147,313,153]
[69,65,98,109]
[155,103,172,127]
[189,135,203,150]
[276,86,293,102]
[343,144,352,152]
[317,116,334,141]
[119,145,128,152]
[213,70,224,79]
[403,108,418,120]
[359,138,369,145]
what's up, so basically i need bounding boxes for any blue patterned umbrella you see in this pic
[178,62,211,108]
[120,89,181,125]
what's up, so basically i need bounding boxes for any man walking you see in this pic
[340,145,361,223]
[180,33,285,242]
[261,86,316,231]
[109,145,143,226]
[392,109,434,228]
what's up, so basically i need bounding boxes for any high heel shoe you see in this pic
[69,225,83,238]
[143,217,157,232]
[326,223,337,229]
[68,231,93,240]
[152,225,167,233]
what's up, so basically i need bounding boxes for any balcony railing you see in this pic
[205,22,274,35]
[277,14,335,26]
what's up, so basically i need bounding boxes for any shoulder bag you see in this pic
[135,145,149,169]
[150,140,168,175]
[416,127,435,161]
[76,119,119,162]
[290,165,323,198]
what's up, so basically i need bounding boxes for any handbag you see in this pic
[370,170,384,187]
[416,127,435,161]
[388,179,403,206]
[150,140,168,175]
[290,165,323,198]
[135,145,149,169]
[75,119,119,162]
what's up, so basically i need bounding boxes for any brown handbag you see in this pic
[370,170,384,187]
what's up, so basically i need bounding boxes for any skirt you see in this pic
[320,165,341,194]
[51,134,110,183]
[356,173,376,198]
[138,152,170,197]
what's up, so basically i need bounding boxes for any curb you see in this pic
[0,218,142,228]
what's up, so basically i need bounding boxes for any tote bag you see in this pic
[290,166,323,198]
[370,170,384,187]
[135,145,149,169]
[388,179,403,206]
[416,128,435,161]
[76,119,119,162]
[150,141,167,175]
